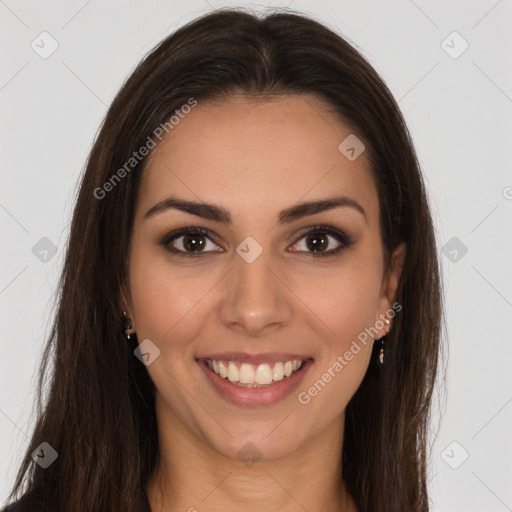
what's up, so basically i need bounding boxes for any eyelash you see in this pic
[158,225,354,258]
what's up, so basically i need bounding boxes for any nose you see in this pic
[219,249,293,337]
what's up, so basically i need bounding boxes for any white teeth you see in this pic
[206,358,304,386]
[218,361,228,378]
[255,364,273,385]
[272,362,284,381]
[227,362,238,383]
[239,363,255,384]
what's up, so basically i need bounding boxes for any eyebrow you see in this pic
[144,195,367,225]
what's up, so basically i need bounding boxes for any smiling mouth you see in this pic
[203,358,308,388]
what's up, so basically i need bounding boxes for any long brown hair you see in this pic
[6,8,444,512]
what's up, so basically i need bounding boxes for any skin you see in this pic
[123,94,406,512]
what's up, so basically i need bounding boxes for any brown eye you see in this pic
[181,233,207,252]
[305,232,329,252]
[159,225,353,258]
[160,227,222,256]
[289,225,353,258]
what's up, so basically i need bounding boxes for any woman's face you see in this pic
[125,94,405,463]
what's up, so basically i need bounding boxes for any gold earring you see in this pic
[379,318,391,365]
[122,311,136,341]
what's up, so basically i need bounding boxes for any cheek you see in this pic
[128,253,208,402]
[128,247,210,349]
[298,259,383,343]
[297,282,376,417]
[295,257,382,403]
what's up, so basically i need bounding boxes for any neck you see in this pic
[146,409,357,511]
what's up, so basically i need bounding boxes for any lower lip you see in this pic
[197,359,314,407]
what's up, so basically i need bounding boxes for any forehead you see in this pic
[137,94,379,225]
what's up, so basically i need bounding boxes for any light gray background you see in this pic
[1,1,511,510]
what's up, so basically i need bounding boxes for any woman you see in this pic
[3,8,443,512]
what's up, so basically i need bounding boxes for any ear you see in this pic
[375,242,406,337]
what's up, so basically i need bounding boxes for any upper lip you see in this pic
[197,352,313,365]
